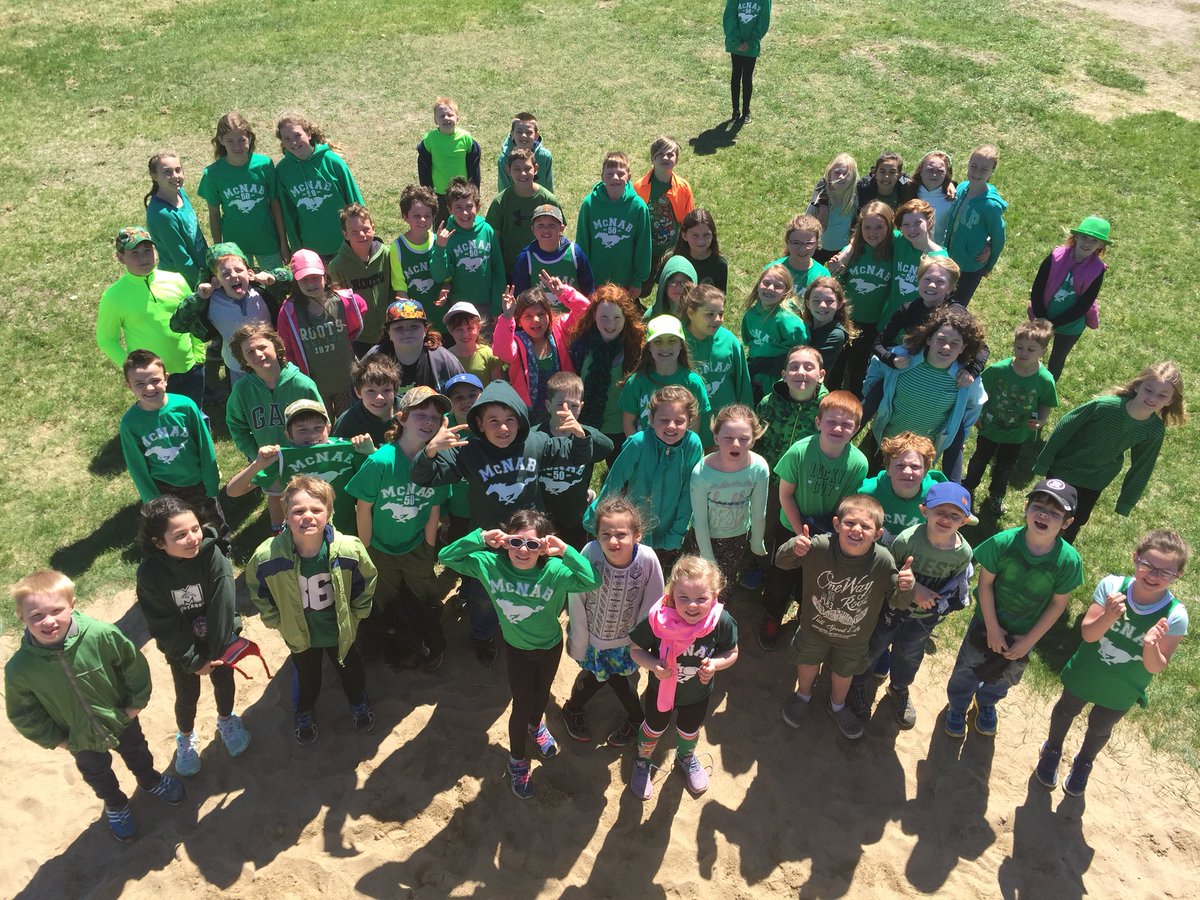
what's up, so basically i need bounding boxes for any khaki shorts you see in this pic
[788,627,870,677]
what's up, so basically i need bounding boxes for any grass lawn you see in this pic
[0,0,1197,761]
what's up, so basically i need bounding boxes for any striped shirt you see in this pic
[884,359,958,441]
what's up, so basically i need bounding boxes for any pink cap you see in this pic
[290,249,326,280]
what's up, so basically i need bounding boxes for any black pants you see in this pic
[564,668,644,724]
[1060,483,1103,543]
[1045,687,1127,762]
[643,690,711,733]
[152,480,229,542]
[836,322,878,397]
[170,658,236,733]
[730,54,757,116]
[603,431,626,468]
[292,644,366,714]
[656,548,683,580]
[1046,330,1083,382]
[74,718,161,808]
[963,436,1022,498]
[506,641,563,759]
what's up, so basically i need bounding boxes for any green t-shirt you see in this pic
[344,444,450,555]
[769,256,830,294]
[972,526,1084,634]
[291,298,355,405]
[857,469,948,546]
[630,610,738,706]
[840,244,894,325]
[883,358,958,441]
[891,523,973,618]
[422,128,475,194]
[774,434,868,528]
[1046,271,1086,336]
[253,439,365,531]
[883,235,948,328]
[197,154,279,256]
[979,358,1059,445]
[298,545,339,648]
[618,369,712,432]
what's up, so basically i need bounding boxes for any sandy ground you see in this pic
[3,578,1199,900]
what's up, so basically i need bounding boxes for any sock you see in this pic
[830,701,845,712]
[637,721,666,760]
[509,754,527,768]
[795,690,812,703]
[676,727,700,759]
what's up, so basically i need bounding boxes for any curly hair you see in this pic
[903,304,985,366]
[566,284,645,377]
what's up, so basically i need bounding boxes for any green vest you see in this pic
[393,236,439,311]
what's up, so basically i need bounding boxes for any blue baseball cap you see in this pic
[923,482,978,524]
[443,373,484,393]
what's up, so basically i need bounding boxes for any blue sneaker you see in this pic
[1035,742,1061,789]
[1064,756,1093,797]
[174,731,201,776]
[529,720,559,759]
[144,774,186,806]
[974,702,998,736]
[508,757,535,799]
[217,715,251,757]
[105,804,137,842]
[294,711,318,745]
[944,706,967,738]
[351,700,376,733]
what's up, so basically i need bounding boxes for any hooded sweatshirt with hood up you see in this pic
[643,255,697,322]
[576,181,652,289]
[275,143,364,256]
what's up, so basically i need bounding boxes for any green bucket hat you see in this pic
[206,242,249,270]
[1071,216,1112,243]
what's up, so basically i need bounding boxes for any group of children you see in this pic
[9,104,1192,842]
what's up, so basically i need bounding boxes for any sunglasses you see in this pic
[506,537,543,552]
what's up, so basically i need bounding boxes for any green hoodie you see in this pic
[755,379,828,473]
[276,144,364,256]
[684,325,753,445]
[723,0,772,57]
[576,181,652,289]
[225,362,322,460]
[6,613,152,753]
[742,300,809,397]
[327,238,392,341]
[431,214,506,319]
[643,255,697,322]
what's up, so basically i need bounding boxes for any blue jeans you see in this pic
[167,363,205,408]
[940,422,968,482]
[945,622,1030,712]
[852,609,940,691]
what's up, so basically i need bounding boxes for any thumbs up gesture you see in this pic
[897,555,916,592]
[791,524,812,558]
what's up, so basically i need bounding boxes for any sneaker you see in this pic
[630,758,654,801]
[607,719,640,748]
[944,706,968,738]
[781,692,811,728]
[529,720,560,759]
[676,752,709,796]
[145,774,186,806]
[105,804,137,842]
[740,113,752,124]
[983,496,1006,517]
[352,700,376,733]
[174,731,201,776]
[974,702,998,736]
[847,684,870,719]
[508,757,535,800]
[887,685,917,730]
[758,615,782,652]
[561,706,592,743]
[739,565,766,590]
[421,650,445,674]
[474,636,497,667]
[294,711,318,745]
[1063,756,1093,797]
[828,703,865,740]
[872,650,891,681]
[1035,742,1062,790]
[216,715,251,757]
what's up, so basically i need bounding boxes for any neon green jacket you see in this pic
[96,268,205,374]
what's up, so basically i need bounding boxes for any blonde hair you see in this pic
[1114,361,1187,427]
[713,403,765,441]
[836,494,885,529]
[824,153,859,217]
[665,554,725,604]
[11,569,75,610]
[916,255,961,290]
[971,144,1000,165]
[283,474,335,513]
[746,264,796,310]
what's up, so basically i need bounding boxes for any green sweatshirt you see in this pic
[858,469,948,545]
[431,215,506,318]
[146,189,209,289]
[839,243,894,325]
[742,300,808,397]
[723,0,772,56]
[197,153,280,257]
[276,144,364,256]
[485,184,563,277]
[768,256,830,294]
[119,394,220,501]
[576,181,652,289]
[327,238,392,341]
[438,528,600,650]
[225,363,323,460]
[685,326,754,446]
[345,443,450,555]
[96,268,206,375]
[882,234,947,329]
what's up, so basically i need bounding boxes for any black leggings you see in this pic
[963,435,1022,498]
[1059,483,1103,543]
[292,644,366,713]
[836,322,878,397]
[170,659,236,733]
[565,668,645,724]
[1046,330,1083,382]
[506,641,563,759]
[643,689,711,734]
[1045,687,1127,762]
[730,54,757,116]
[74,718,161,808]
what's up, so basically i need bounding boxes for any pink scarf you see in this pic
[647,596,725,712]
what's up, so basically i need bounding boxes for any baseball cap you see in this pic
[443,301,481,323]
[284,398,330,425]
[290,249,326,280]
[116,227,154,251]
[531,204,564,224]
[385,299,428,323]
[1027,478,1077,514]
[923,482,978,525]
[399,385,451,415]
[443,373,484,394]
[645,315,686,343]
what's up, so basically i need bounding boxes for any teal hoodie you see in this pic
[644,255,697,321]
[276,144,364,256]
[496,134,554,193]
[577,181,652,289]
[944,182,1007,275]
[225,362,322,460]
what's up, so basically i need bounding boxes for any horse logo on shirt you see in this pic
[382,502,419,523]
[459,256,485,272]
[408,277,435,295]
[306,470,346,484]
[541,477,576,495]
[486,482,527,504]
[296,196,325,212]
[145,444,184,463]
[229,198,259,214]
[171,584,204,613]
[596,231,626,249]
[495,598,544,623]
[1097,635,1142,667]
[849,278,880,294]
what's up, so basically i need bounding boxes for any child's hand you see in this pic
[652,661,674,681]
[481,529,508,549]
[738,42,749,52]
[1026,415,1043,431]
[1103,591,1127,620]
[913,583,937,610]
[985,622,1009,655]
[196,660,223,676]
[975,245,992,265]
[1004,634,1033,660]
[893,356,911,370]
[197,281,214,300]
[253,271,277,287]
[945,182,957,201]
[500,284,517,317]
[436,285,450,307]
[542,534,568,557]
[791,524,812,557]
[1142,617,1169,650]
[698,657,717,684]
[57,739,69,750]
[255,444,282,469]
[956,370,976,388]
[897,556,915,592]
[538,270,565,296]
[826,253,847,276]
[351,434,376,455]
[123,708,142,719]
[425,421,470,456]
[555,408,586,439]
[436,225,453,247]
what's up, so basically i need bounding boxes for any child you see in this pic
[759,391,869,651]
[963,319,1059,515]
[119,349,226,538]
[97,227,207,407]
[443,301,498,384]
[366,299,465,393]
[618,315,711,437]
[511,204,594,300]
[576,151,652,296]
[388,184,442,315]
[672,208,728,291]
[493,274,591,422]
[247,475,377,744]
[277,250,367,419]
[776,494,913,740]
[333,354,400,446]
[943,145,1007,306]
[723,0,771,121]
[6,570,185,842]
[587,385,705,576]
[857,431,946,546]
[1033,361,1186,543]
[643,255,697,321]
[327,204,393,356]
[682,284,754,446]
[1035,530,1190,796]
[486,150,564,279]
[144,150,210,289]
[531,372,614,548]
[633,136,696,280]
[198,112,288,269]
[135,496,251,776]
[566,284,647,459]
[879,199,948,330]
[275,113,364,257]
[768,214,831,294]
[439,372,485,606]
[563,497,664,746]
[496,111,554,193]
[1028,216,1111,381]
[416,96,481,225]
[439,510,601,799]
[855,151,910,210]
[346,387,452,671]
[688,404,769,598]
[944,478,1084,738]
[742,264,807,402]
[909,150,956,243]
[432,178,506,329]
[872,255,965,357]
[829,201,894,395]
[800,276,858,375]
[810,153,859,263]
[628,555,739,799]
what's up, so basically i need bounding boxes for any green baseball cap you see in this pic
[115,227,154,251]
[646,314,685,343]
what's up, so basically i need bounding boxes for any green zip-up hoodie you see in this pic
[225,362,322,460]
[276,144,364,256]
[6,613,151,753]
[576,181,652,289]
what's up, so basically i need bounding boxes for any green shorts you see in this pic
[788,627,870,677]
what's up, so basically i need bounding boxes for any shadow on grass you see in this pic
[687,118,743,157]
[89,434,127,478]
[49,504,143,575]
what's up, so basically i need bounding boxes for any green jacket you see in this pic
[247,525,376,663]
[96,268,206,375]
[6,613,152,753]
[756,380,828,474]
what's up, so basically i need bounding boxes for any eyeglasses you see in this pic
[1135,557,1180,580]
[506,537,543,552]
